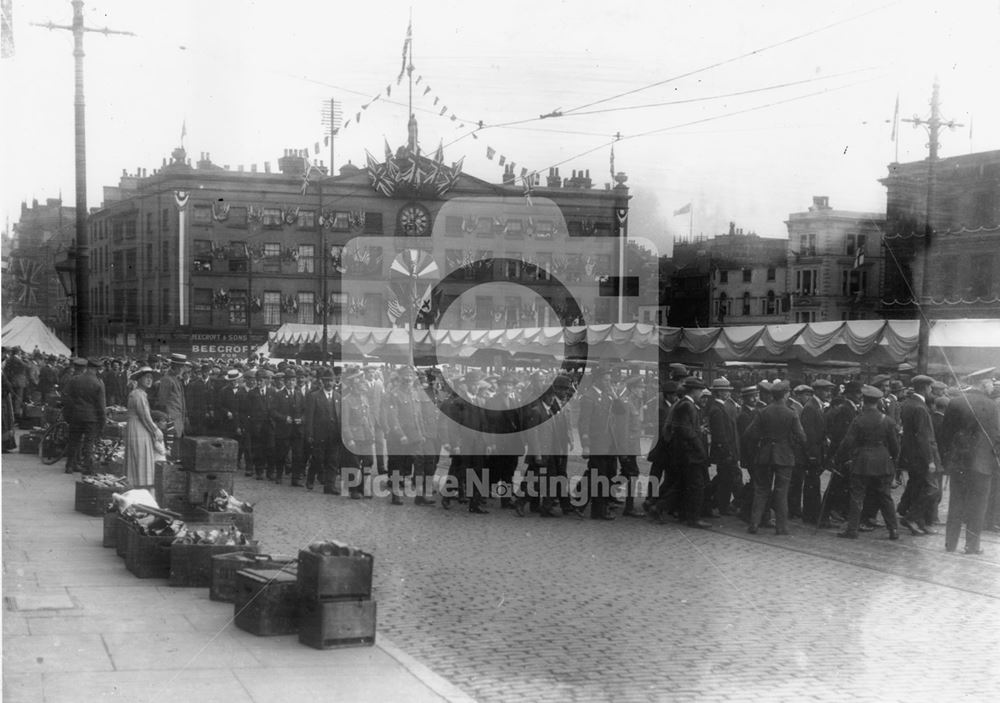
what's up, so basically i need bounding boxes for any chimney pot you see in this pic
[264,162,271,173]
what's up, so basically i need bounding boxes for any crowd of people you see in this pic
[3,344,999,554]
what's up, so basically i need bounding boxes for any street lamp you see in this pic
[54,248,77,353]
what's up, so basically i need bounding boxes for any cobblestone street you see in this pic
[236,466,1000,703]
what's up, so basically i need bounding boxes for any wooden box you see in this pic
[115,516,131,558]
[210,552,296,603]
[297,548,373,601]
[123,526,175,579]
[180,436,238,473]
[155,460,187,496]
[18,433,41,454]
[233,568,301,636]
[74,481,120,517]
[169,542,259,588]
[298,599,376,650]
[103,511,119,548]
[186,471,235,507]
[189,507,254,538]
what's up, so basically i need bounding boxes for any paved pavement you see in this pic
[1,446,471,703]
[5,440,1000,702]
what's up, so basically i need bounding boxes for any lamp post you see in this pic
[54,248,77,352]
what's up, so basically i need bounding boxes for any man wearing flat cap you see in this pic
[707,377,741,516]
[819,380,862,527]
[157,353,189,441]
[897,375,942,536]
[833,385,900,540]
[800,380,833,523]
[267,371,295,485]
[62,357,106,474]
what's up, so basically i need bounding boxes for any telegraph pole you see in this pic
[902,79,962,373]
[32,1,134,356]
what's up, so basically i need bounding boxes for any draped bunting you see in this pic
[265,320,998,367]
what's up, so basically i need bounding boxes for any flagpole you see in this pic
[689,206,693,242]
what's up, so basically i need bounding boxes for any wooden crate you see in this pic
[154,460,187,496]
[233,568,301,636]
[169,542,259,588]
[103,511,119,548]
[189,507,253,538]
[297,549,374,601]
[186,471,235,507]
[18,433,41,454]
[123,525,175,579]
[180,436,238,473]
[298,598,376,650]
[74,481,121,517]
[210,553,296,603]
[115,516,131,558]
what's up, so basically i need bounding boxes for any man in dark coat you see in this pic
[743,381,806,535]
[800,379,833,524]
[578,367,628,520]
[834,385,900,540]
[707,377,741,516]
[185,363,214,436]
[267,372,294,485]
[939,373,1000,554]
[486,373,524,508]
[245,369,274,481]
[897,375,942,536]
[304,367,341,492]
[819,381,861,527]
[102,359,128,407]
[62,357,106,474]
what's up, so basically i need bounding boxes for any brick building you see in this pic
[86,136,636,359]
[879,149,1000,319]
[784,196,885,323]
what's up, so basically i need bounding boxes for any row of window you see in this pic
[716,291,784,318]
[796,232,868,257]
[718,267,777,284]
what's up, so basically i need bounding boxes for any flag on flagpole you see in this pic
[890,94,899,142]
[397,20,412,83]
[673,203,691,216]
[610,143,615,181]
[180,120,187,145]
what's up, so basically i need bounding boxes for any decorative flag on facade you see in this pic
[416,75,422,85]
[433,96,440,106]
[486,147,496,160]
[498,155,506,166]
[673,203,691,216]
[439,106,447,116]
[174,190,190,209]
[423,86,431,95]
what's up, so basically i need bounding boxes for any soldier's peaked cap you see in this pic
[861,384,883,399]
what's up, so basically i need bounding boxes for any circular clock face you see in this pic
[398,203,431,236]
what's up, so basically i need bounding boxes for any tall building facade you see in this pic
[879,149,1000,319]
[784,196,885,323]
[1,198,76,338]
[669,224,788,327]
[86,141,636,359]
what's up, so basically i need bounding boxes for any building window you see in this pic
[475,295,493,327]
[765,290,776,315]
[162,288,170,324]
[193,205,213,225]
[145,213,153,236]
[297,245,315,273]
[192,239,213,272]
[719,269,728,284]
[800,233,816,256]
[505,296,520,327]
[476,218,493,237]
[504,219,524,237]
[505,259,521,280]
[228,206,247,228]
[297,292,314,324]
[263,291,281,325]
[796,311,815,323]
[717,292,729,321]
[297,210,317,229]
[364,293,382,327]
[796,269,818,295]
[229,289,247,325]
[161,241,170,268]
[534,220,554,239]
[193,288,213,324]
[742,291,751,316]
[537,253,552,281]
[262,208,282,227]
[841,269,867,297]
[145,290,153,324]
[767,267,776,281]
[327,212,350,231]
[228,243,248,273]
[742,268,752,283]
[145,243,154,273]
[363,212,383,234]
[161,208,169,231]
[262,243,281,273]
[125,220,137,240]
[125,250,137,279]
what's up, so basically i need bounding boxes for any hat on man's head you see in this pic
[682,377,706,390]
[871,374,891,386]
[553,374,574,390]
[911,374,934,387]
[200,363,212,372]
[224,369,243,382]
[258,369,274,380]
[709,377,732,390]
[244,368,257,380]
[669,363,689,379]
[72,357,88,368]
[931,380,947,393]
[794,384,813,394]
[87,357,103,369]
[129,366,154,381]
[757,380,773,393]
[317,367,334,380]
[811,379,835,391]
[463,369,484,385]
[499,373,518,385]
[662,380,680,394]
[844,381,863,395]
[770,380,790,393]
[169,353,190,366]
[739,384,758,396]
[889,379,904,392]
[861,384,883,400]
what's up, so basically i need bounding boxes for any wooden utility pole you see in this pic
[902,79,962,373]
[32,1,134,356]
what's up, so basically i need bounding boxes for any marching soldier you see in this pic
[800,379,834,524]
[744,380,805,535]
[385,367,426,505]
[834,385,900,540]
[340,368,375,499]
[819,380,862,527]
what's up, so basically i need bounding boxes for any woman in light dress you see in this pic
[124,367,163,490]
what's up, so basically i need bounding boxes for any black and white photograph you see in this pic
[2,1,999,701]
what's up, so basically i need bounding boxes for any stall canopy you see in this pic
[1,316,72,358]
[266,319,1000,369]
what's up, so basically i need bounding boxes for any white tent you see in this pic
[1,316,72,357]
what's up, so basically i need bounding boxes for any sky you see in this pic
[2,0,998,257]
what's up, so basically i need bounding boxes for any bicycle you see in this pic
[40,417,69,465]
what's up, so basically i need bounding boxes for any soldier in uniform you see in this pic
[268,371,294,484]
[834,385,900,540]
[450,370,491,514]
[743,380,806,535]
[707,377,741,516]
[486,373,523,508]
[385,367,426,505]
[897,375,942,536]
[578,367,628,520]
[185,363,214,436]
[414,370,442,506]
[157,354,190,438]
[62,357,106,474]
[304,367,341,493]
[818,380,862,527]
[644,380,680,513]
[340,368,374,499]
[940,370,1000,554]
[800,379,834,524]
